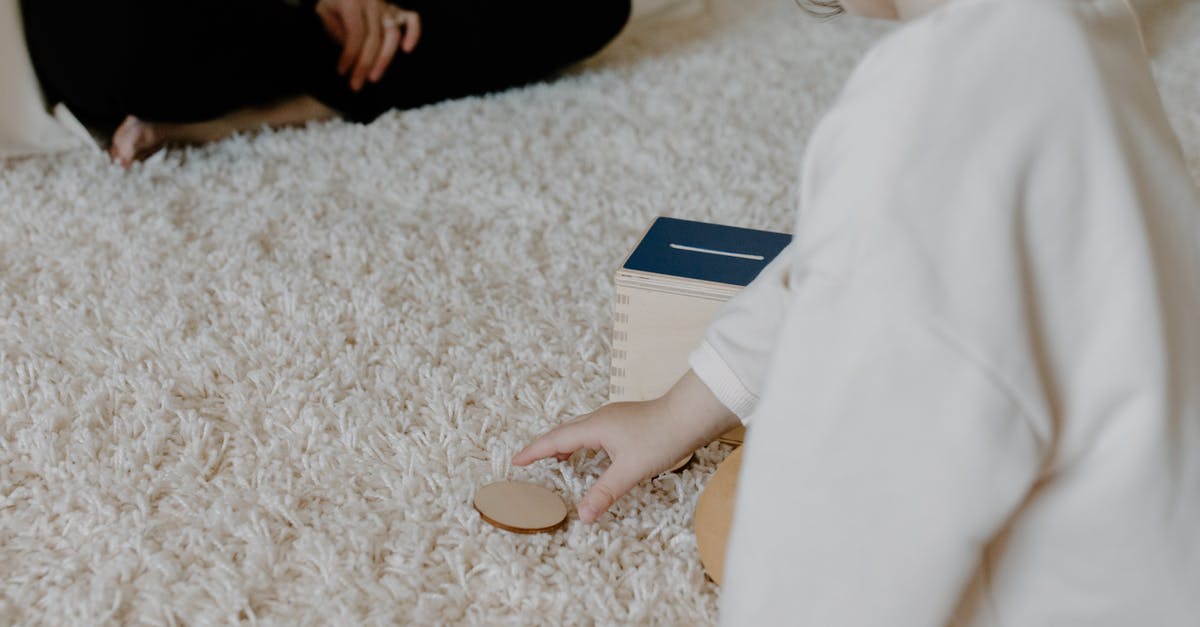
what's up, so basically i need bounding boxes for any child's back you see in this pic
[708,1,1199,624]
[515,1,1199,623]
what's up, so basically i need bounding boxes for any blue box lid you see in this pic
[622,217,792,287]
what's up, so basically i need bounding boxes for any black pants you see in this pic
[21,0,631,131]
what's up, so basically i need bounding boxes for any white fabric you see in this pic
[691,0,1200,624]
[0,0,94,159]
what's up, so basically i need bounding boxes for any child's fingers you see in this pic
[578,463,641,523]
[512,419,596,466]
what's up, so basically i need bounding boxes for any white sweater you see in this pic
[689,0,1200,624]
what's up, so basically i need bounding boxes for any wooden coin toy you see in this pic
[474,481,569,534]
[694,446,743,585]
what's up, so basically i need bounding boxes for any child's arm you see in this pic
[514,242,798,523]
[513,370,739,523]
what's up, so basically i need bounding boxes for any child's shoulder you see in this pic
[841,0,1146,127]
[904,0,1140,78]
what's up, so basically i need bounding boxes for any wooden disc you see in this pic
[694,446,743,586]
[474,481,569,534]
[666,451,694,473]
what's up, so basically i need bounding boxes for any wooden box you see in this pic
[609,217,791,445]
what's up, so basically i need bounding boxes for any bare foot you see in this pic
[109,116,165,167]
[106,98,336,167]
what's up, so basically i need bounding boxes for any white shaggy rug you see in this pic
[2,0,1198,624]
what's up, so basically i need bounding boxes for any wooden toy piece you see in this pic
[720,426,746,446]
[609,217,792,446]
[474,481,569,534]
[666,452,694,473]
[694,446,743,586]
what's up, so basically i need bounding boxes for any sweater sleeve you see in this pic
[688,245,798,423]
[719,282,1045,626]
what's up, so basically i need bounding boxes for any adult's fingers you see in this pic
[399,10,421,53]
[578,462,642,523]
[329,19,347,44]
[315,3,345,43]
[350,0,383,90]
[369,18,401,83]
[336,1,367,76]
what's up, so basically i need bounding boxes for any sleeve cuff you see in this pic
[689,340,758,424]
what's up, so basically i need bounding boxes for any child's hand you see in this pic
[513,371,739,523]
[513,399,689,523]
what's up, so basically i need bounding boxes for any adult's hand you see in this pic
[316,0,422,91]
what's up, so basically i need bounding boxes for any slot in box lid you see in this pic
[616,217,792,295]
